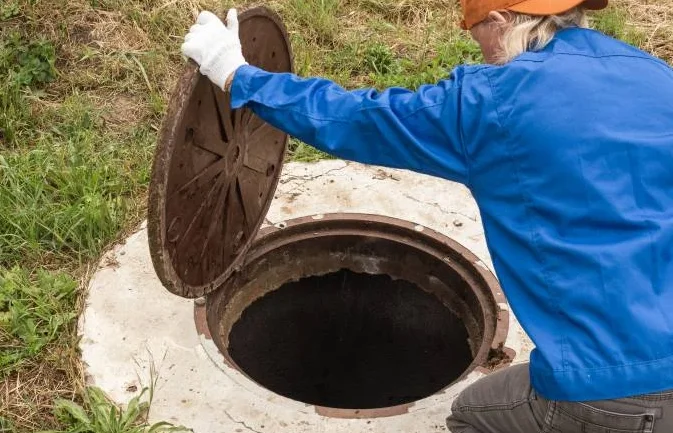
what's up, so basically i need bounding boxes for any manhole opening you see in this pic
[202,216,510,416]
[227,269,472,410]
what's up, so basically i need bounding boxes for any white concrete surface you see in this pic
[79,160,534,433]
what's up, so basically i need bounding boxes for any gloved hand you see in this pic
[181,9,248,90]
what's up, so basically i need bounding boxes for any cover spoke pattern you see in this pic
[148,7,293,298]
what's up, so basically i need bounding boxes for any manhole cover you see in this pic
[148,7,293,298]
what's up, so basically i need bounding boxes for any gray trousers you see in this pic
[447,364,673,433]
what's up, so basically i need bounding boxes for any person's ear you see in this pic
[487,10,508,24]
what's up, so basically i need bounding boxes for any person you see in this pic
[181,0,673,431]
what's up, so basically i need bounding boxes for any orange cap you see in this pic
[460,0,608,30]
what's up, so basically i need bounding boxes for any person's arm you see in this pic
[182,9,477,184]
[230,65,469,183]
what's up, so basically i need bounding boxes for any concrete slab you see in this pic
[79,160,534,433]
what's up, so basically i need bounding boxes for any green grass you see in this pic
[0,3,163,428]
[366,38,483,89]
[0,96,154,267]
[0,0,669,430]
[288,138,332,162]
[0,27,153,269]
[287,0,341,46]
[592,5,646,47]
[0,32,56,147]
[46,385,190,433]
[0,268,76,377]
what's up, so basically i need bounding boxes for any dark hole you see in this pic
[228,270,472,409]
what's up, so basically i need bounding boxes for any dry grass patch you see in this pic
[613,0,673,62]
[352,0,457,23]
[0,359,80,432]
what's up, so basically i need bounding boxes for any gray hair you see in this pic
[496,7,589,64]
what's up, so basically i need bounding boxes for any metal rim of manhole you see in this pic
[148,6,293,299]
[193,213,513,419]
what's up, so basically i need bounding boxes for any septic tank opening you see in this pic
[201,215,511,415]
[227,269,472,410]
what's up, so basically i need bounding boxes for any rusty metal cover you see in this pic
[148,7,293,299]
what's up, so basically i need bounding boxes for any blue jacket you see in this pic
[230,28,673,402]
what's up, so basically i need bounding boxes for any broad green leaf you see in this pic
[53,398,91,426]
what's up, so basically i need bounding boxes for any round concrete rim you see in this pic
[80,160,535,433]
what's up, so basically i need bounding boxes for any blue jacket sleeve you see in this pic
[230,65,475,184]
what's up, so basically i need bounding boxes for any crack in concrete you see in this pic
[281,164,380,197]
[402,193,478,222]
[272,164,352,206]
[280,164,349,184]
[224,409,264,433]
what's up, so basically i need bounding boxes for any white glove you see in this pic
[181,9,248,90]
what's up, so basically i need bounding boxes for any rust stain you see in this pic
[485,343,516,372]
[315,403,412,419]
[193,303,211,339]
